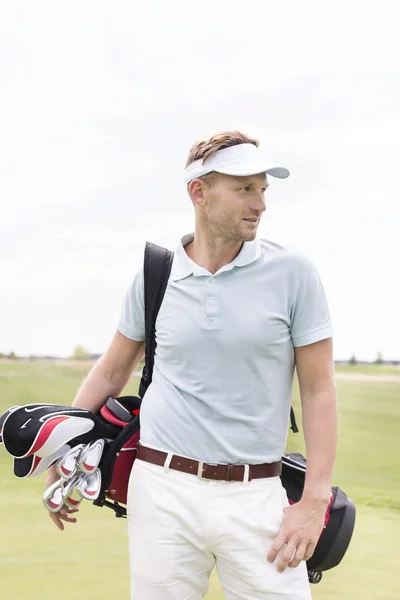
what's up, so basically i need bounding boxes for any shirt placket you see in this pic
[205,276,220,330]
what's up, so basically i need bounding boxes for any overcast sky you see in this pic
[1,0,399,361]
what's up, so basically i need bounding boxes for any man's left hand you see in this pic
[267,497,328,572]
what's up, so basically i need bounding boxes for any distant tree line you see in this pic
[0,346,94,361]
[1,348,398,366]
[348,352,399,366]
[0,351,18,360]
[72,345,90,360]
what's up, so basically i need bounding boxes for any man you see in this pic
[46,130,337,599]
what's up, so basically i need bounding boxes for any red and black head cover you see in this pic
[1,404,120,460]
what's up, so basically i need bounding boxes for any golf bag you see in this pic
[93,241,356,583]
[281,454,356,583]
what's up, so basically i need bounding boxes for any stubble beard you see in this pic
[209,217,257,243]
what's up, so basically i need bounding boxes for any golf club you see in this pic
[56,444,85,479]
[76,468,102,501]
[63,486,83,509]
[43,479,64,513]
[77,439,105,475]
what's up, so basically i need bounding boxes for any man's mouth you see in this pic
[243,218,258,226]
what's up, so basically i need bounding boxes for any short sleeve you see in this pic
[290,258,332,347]
[117,268,145,341]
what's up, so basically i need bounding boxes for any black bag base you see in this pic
[308,571,323,584]
[93,497,127,518]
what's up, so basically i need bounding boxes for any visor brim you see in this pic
[215,161,289,179]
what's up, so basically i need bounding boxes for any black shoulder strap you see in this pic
[138,242,174,399]
[290,407,299,433]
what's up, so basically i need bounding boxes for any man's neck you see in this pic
[184,230,244,275]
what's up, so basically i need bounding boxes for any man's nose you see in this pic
[249,193,266,212]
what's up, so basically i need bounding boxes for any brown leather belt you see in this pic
[136,443,282,482]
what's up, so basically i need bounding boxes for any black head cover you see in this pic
[13,444,72,478]
[0,405,28,444]
[2,404,120,459]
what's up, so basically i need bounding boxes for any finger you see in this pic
[48,506,79,529]
[61,507,79,516]
[304,541,317,562]
[277,542,298,573]
[267,532,287,564]
[60,513,78,523]
[59,506,79,523]
[49,511,64,531]
[288,543,308,568]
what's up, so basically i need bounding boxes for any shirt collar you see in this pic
[170,233,261,281]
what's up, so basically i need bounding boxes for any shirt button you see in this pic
[210,299,216,306]
[210,278,216,283]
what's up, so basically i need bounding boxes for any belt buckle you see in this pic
[197,461,219,480]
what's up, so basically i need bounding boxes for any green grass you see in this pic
[288,379,400,511]
[334,363,400,375]
[0,361,399,599]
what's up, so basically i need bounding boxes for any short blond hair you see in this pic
[185,130,259,168]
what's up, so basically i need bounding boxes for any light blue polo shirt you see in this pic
[118,235,332,464]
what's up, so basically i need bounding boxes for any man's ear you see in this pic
[188,179,207,206]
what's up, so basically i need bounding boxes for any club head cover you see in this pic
[13,444,71,479]
[0,405,28,444]
[56,444,86,480]
[2,405,95,458]
[77,439,105,475]
[1,404,119,459]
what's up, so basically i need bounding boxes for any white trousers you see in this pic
[127,457,312,600]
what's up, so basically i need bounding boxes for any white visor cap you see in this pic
[184,143,289,184]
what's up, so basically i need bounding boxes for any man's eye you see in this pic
[242,186,250,191]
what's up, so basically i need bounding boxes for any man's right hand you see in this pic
[45,464,79,531]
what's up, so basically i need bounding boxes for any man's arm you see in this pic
[267,337,337,571]
[72,330,145,413]
[296,337,337,504]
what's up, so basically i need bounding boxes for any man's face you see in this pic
[200,172,268,242]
